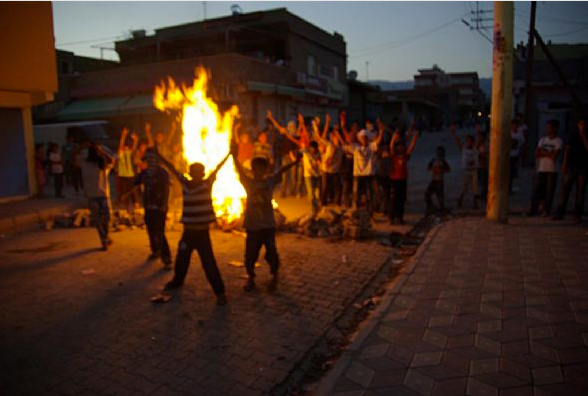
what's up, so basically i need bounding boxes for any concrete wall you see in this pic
[0,2,58,94]
[0,109,29,199]
[0,2,58,200]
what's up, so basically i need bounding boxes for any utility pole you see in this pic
[523,1,537,125]
[365,61,370,81]
[487,1,513,223]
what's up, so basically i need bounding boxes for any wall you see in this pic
[0,109,29,199]
[0,2,57,94]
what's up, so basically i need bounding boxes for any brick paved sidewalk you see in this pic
[314,216,588,396]
[0,225,392,396]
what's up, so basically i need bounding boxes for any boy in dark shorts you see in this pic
[231,145,300,292]
[134,149,171,267]
[425,146,451,214]
[154,149,230,305]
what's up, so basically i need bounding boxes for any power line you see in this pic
[545,24,588,38]
[349,13,469,58]
[56,34,128,47]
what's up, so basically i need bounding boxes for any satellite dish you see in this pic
[348,70,358,80]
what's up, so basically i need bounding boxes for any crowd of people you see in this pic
[34,110,587,304]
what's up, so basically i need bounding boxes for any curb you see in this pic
[310,222,444,396]
[0,201,84,236]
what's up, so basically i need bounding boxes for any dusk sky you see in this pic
[53,1,588,82]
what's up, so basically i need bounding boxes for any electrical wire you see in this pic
[545,25,588,38]
[56,34,128,47]
[349,13,469,58]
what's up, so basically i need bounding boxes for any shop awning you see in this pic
[57,94,158,121]
[117,94,158,115]
[247,82,305,98]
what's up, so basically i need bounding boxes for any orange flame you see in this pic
[153,67,246,223]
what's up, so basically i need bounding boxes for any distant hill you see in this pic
[369,78,493,98]
[368,80,414,91]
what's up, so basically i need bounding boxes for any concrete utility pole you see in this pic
[523,1,537,126]
[487,1,513,223]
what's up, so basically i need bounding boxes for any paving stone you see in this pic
[528,326,554,340]
[431,377,467,396]
[345,361,376,388]
[428,315,455,328]
[532,366,564,385]
[466,377,498,396]
[469,358,499,376]
[404,368,434,395]
[359,344,390,360]
[411,352,444,368]
[478,320,502,334]
[422,329,448,349]
[368,369,408,389]
[474,371,528,389]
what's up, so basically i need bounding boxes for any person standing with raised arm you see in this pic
[389,124,419,224]
[154,148,230,305]
[78,141,115,250]
[231,142,300,292]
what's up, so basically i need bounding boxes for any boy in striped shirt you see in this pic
[155,149,230,305]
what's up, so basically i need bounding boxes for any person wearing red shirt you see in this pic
[389,129,419,224]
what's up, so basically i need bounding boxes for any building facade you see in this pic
[50,8,348,135]
[513,43,588,165]
[0,2,58,201]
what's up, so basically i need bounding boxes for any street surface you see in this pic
[0,126,545,396]
[316,215,588,396]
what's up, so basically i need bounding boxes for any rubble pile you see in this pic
[280,207,373,240]
[43,208,146,231]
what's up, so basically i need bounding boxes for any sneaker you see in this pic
[101,242,108,251]
[216,294,228,306]
[164,279,183,291]
[243,279,256,292]
[552,214,564,221]
[456,198,463,209]
[267,274,279,292]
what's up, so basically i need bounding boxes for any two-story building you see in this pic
[53,8,348,134]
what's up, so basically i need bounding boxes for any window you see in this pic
[307,55,316,76]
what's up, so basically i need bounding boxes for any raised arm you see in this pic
[373,119,385,146]
[274,151,301,178]
[390,130,401,155]
[95,144,115,165]
[266,110,287,135]
[152,148,183,181]
[231,145,247,180]
[450,124,462,151]
[145,123,154,147]
[118,127,129,153]
[312,119,329,146]
[322,114,331,138]
[208,152,231,181]
[130,132,139,152]
[407,129,419,155]
[339,112,352,143]
[165,121,177,146]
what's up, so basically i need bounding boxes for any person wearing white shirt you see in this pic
[340,121,384,213]
[529,119,563,216]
